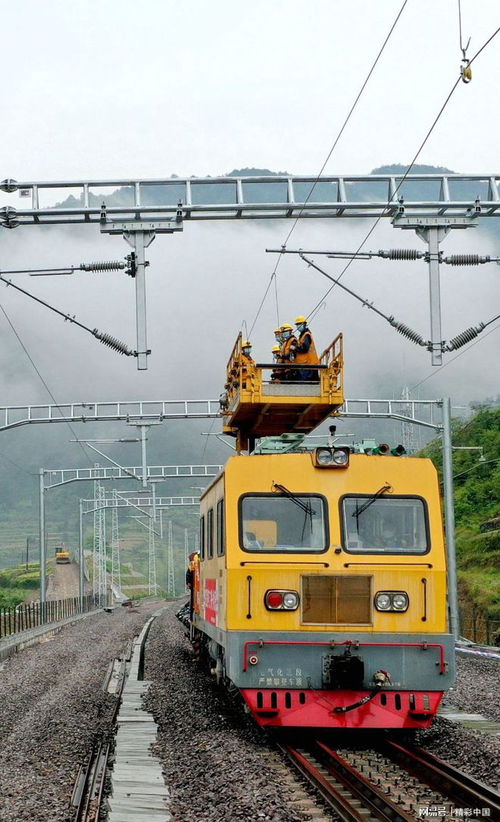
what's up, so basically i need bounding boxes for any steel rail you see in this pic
[282,737,500,820]
[71,742,110,822]
[281,741,414,821]
[382,740,500,817]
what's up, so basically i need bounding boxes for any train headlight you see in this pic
[283,591,300,609]
[265,590,300,610]
[316,448,334,466]
[392,593,409,611]
[375,593,392,611]
[313,447,350,468]
[375,591,409,612]
[332,448,349,466]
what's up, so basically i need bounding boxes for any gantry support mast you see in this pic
[167,520,175,597]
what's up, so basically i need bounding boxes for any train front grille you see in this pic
[301,575,372,624]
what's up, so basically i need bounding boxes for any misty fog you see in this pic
[0,202,498,557]
[0,213,498,405]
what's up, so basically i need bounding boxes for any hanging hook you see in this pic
[460,55,472,83]
[458,1,472,83]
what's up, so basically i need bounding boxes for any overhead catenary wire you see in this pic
[301,254,500,354]
[409,321,500,392]
[247,0,409,336]
[307,76,462,321]
[454,458,500,481]
[301,254,428,346]
[0,302,94,468]
[0,448,36,477]
[307,22,500,323]
[0,273,134,356]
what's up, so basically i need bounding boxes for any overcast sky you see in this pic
[0,0,499,471]
[1,0,499,178]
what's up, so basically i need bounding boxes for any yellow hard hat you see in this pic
[272,345,280,352]
[295,315,307,324]
[242,340,251,347]
[280,323,293,331]
[274,328,282,334]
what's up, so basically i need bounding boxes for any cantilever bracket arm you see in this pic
[100,212,183,370]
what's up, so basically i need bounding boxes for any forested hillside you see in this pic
[419,406,500,625]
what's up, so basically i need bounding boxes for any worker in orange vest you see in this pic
[294,316,320,381]
[279,323,297,381]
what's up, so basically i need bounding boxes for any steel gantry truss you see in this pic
[1,172,499,369]
[2,173,500,225]
[0,399,220,432]
[44,463,222,489]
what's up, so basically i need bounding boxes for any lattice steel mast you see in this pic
[111,489,122,592]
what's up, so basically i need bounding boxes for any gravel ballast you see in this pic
[144,606,500,821]
[0,603,159,822]
[444,651,500,721]
[1,599,498,822]
[417,652,500,790]
[144,606,317,822]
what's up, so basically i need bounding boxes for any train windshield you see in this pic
[342,496,428,554]
[240,494,327,552]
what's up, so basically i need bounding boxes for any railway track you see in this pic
[68,643,132,821]
[70,743,110,822]
[281,737,500,821]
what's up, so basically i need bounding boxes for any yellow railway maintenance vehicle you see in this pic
[55,547,71,564]
[186,334,454,730]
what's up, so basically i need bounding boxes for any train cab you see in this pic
[192,444,454,728]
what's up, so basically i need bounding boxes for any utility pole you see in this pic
[79,498,84,607]
[148,515,157,596]
[38,469,46,613]
[184,528,189,572]
[167,520,175,597]
[441,397,459,639]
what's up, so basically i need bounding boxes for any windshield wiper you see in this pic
[273,482,314,542]
[272,482,314,516]
[352,484,392,519]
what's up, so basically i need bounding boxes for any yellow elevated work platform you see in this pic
[221,333,344,451]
